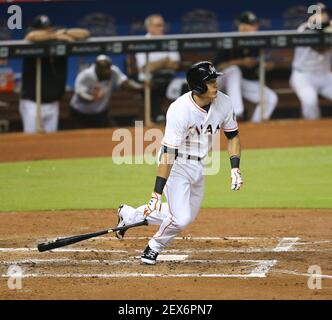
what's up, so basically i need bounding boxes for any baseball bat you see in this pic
[37,219,148,252]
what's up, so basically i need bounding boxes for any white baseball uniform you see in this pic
[217,65,278,122]
[19,99,59,133]
[290,22,332,119]
[135,33,181,82]
[70,64,127,114]
[20,56,67,133]
[119,90,238,253]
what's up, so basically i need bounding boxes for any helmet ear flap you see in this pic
[192,82,207,95]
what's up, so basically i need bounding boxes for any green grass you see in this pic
[0,146,331,211]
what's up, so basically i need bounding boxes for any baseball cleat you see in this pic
[115,204,126,240]
[141,245,159,265]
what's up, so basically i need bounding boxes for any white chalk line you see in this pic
[53,236,327,243]
[2,247,330,254]
[89,236,259,241]
[249,237,299,278]
[0,258,132,265]
[2,236,330,255]
[0,273,269,279]
[0,258,267,266]
[3,237,322,280]
[0,247,301,253]
[0,248,127,253]
[293,240,332,245]
[273,237,300,252]
[0,255,273,279]
[271,269,332,279]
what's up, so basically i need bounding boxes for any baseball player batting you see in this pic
[116,61,243,265]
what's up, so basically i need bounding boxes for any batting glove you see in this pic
[144,192,162,217]
[231,168,243,191]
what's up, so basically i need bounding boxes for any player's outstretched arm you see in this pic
[226,132,243,191]
[120,79,144,91]
[25,30,57,42]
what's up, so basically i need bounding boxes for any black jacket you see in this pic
[21,56,67,103]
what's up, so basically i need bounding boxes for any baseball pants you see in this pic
[290,70,332,119]
[119,159,204,253]
[218,65,278,122]
[19,99,59,133]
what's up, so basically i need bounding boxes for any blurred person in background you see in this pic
[20,15,90,133]
[70,55,143,129]
[290,2,332,119]
[135,14,181,124]
[214,11,278,122]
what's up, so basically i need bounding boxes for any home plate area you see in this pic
[0,236,302,279]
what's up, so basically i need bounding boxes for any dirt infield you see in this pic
[0,119,331,299]
[0,209,331,299]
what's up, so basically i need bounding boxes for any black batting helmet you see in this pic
[186,61,222,94]
[31,15,52,30]
[238,11,259,25]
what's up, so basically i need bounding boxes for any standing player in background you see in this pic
[20,15,90,133]
[70,55,142,129]
[135,14,181,124]
[214,11,278,122]
[115,61,243,265]
[290,2,332,119]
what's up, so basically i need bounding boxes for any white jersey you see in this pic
[292,22,332,73]
[119,91,240,256]
[161,91,238,159]
[70,64,127,114]
[135,33,181,81]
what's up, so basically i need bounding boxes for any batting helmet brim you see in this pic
[202,71,223,82]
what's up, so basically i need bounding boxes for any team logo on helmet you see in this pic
[209,64,216,74]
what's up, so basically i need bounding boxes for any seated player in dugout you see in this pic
[115,61,243,265]
[290,2,332,120]
[20,15,90,133]
[135,14,181,124]
[214,11,278,123]
[70,55,143,129]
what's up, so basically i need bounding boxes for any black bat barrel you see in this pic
[37,229,108,252]
[37,219,148,252]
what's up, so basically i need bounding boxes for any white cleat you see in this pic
[115,204,126,240]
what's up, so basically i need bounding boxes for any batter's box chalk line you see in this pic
[0,236,302,254]
[271,268,332,279]
[0,258,273,266]
[0,259,278,278]
[0,237,304,279]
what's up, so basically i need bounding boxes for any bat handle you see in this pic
[110,219,148,233]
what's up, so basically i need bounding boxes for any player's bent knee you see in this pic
[174,216,192,230]
[302,98,319,112]
[296,90,318,106]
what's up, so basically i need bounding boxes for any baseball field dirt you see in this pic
[0,119,331,299]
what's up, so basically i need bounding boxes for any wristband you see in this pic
[230,156,240,169]
[154,176,167,194]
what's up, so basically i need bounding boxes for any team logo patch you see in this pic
[209,64,216,74]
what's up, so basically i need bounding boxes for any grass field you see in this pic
[0,146,331,211]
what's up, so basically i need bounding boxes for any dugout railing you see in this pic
[0,29,331,130]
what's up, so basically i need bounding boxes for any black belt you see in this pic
[177,152,202,161]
